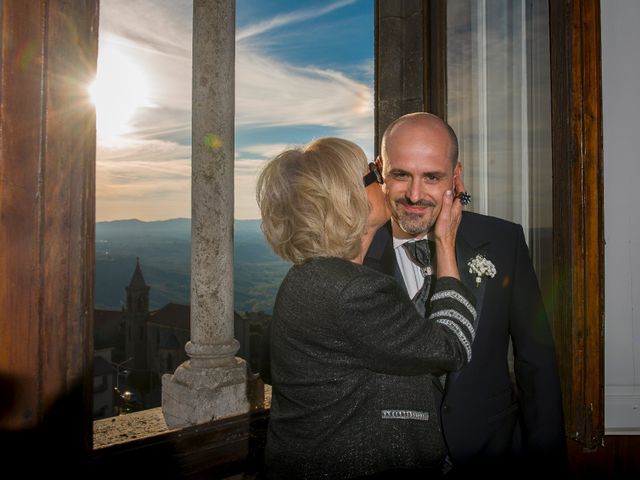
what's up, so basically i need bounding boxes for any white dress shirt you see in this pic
[393,237,431,299]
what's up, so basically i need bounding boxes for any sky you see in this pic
[94,0,374,221]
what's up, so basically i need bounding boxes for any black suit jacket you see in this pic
[364,212,566,471]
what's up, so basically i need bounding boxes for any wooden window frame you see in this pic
[3,0,625,476]
[0,2,263,477]
[549,0,604,450]
[0,0,98,459]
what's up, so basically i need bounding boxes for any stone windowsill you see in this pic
[93,384,272,449]
[93,407,173,449]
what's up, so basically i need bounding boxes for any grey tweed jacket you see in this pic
[265,256,477,479]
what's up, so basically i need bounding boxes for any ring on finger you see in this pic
[456,191,471,206]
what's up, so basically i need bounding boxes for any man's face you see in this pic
[382,125,460,239]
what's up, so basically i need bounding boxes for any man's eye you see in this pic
[392,171,408,179]
[426,174,440,183]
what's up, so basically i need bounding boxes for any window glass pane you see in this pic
[93,1,374,435]
[93,0,194,423]
[234,0,374,378]
[446,0,552,299]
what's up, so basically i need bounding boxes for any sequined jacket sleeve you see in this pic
[339,267,477,375]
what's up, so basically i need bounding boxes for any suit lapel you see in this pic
[364,221,407,292]
[455,235,489,323]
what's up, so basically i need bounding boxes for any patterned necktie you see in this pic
[402,239,435,317]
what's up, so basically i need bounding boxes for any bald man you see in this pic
[364,112,566,475]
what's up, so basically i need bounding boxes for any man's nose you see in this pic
[406,180,423,203]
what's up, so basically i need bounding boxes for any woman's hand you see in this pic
[434,175,466,279]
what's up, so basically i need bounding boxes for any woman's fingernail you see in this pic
[446,190,452,198]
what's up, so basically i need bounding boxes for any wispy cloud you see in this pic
[237,143,298,159]
[235,173,261,220]
[235,158,266,172]
[236,46,373,145]
[96,0,373,221]
[237,0,358,41]
[97,139,191,220]
[99,0,192,58]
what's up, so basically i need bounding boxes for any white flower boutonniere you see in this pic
[467,254,496,287]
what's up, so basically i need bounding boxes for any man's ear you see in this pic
[454,162,463,178]
[453,162,463,190]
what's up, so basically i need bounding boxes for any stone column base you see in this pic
[162,357,250,429]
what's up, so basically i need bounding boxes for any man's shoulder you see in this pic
[371,220,393,243]
[365,221,393,260]
[460,211,522,236]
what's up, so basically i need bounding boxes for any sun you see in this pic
[89,44,150,143]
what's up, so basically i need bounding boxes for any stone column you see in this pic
[163,0,249,428]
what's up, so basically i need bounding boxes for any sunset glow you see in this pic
[90,44,151,143]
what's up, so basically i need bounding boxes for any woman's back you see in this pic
[266,257,450,479]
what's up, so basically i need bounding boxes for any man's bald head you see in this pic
[380,112,459,168]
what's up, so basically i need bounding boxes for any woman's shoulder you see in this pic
[284,257,391,292]
[294,256,359,275]
[300,257,390,280]
[274,258,381,319]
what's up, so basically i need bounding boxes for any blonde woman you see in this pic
[257,138,475,479]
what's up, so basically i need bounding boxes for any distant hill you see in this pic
[95,218,290,313]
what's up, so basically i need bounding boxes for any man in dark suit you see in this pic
[364,112,566,475]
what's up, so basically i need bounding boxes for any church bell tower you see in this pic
[124,257,150,371]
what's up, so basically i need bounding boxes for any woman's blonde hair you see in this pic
[256,137,369,264]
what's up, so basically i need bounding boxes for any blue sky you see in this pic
[94,0,374,221]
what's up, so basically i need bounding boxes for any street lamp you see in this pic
[113,357,133,391]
